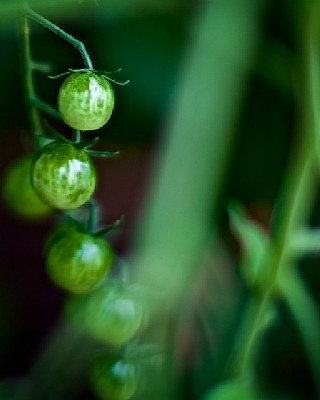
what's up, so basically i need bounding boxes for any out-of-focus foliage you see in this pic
[1,1,320,400]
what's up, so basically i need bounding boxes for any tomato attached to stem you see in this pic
[46,229,113,293]
[31,141,96,210]
[58,72,114,131]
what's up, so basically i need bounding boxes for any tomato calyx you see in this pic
[49,68,130,86]
[61,206,124,239]
[42,120,119,157]
[93,216,125,238]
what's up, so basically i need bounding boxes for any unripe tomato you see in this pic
[46,230,113,293]
[44,221,78,254]
[30,141,96,210]
[85,284,143,346]
[2,155,52,219]
[90,356,140,400]
[58,72,114,131]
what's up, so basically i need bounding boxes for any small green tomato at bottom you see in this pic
[90,356,140,400]
[58,72,115,131]
[2,155,52,219]
[46,230,113,293]
[85,284,143,346]
[30,141,96,210]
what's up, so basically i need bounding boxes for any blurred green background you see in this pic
[0,0,319,399]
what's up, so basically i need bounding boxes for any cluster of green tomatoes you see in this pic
[2,71,144,400]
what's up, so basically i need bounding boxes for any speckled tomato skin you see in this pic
[58,72,115,131]
[30,141,96,210]
[90,356,140,400]
[46,231,113,293]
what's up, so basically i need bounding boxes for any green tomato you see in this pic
[85,284,143,346]
[58,72,115,131]
[44,221,79,254]
[90,356,140,400]
[46,230,113,293]
[30,141,96,210]
[203,380,257,400]
[2,155,52,219]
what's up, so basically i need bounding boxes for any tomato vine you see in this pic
[7,2,150,399]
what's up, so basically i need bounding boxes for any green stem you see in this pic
[227,4,320,391]
[87,199,97,233]
[25,7,93,70]
[228,107,317,381]
[32,97,61,120]
[93,216,124,237]
[289,228,320,255]
[225,289,275,380]
[278,266,320,397]
[20,14,42,136]
[72,129,81,143]
[86,149,120,157]
[30,60,52,73]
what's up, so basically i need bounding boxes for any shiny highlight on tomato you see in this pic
[30,141,96,210]
[58,72,114,131]
[46,230,113,293]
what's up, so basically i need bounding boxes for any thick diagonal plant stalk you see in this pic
[132,0,263,311]
[130,0,263,397]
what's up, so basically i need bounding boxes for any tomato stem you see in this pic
[30,60,52,74]
[86,149,120,157]
[20,14,43,138]
[25,6,94,70]
[87,199,98,233]
[225,6,320,396]
[43,120,70,143]
[73,129,81,143]
[94,216,124,237]
[32,97,61,121]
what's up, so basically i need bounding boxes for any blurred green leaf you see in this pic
[131,0,263,325]
[203,379,258,400]
[288,228,320,255]
[228,201,268,287]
